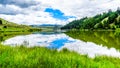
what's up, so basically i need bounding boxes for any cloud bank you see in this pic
[0,0,120,25]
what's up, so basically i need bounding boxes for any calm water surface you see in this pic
[1,31,120,58]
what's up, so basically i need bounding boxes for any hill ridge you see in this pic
[62,8,120,30]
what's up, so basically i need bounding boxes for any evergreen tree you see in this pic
[0,20,2,25]
[117,7,120,14]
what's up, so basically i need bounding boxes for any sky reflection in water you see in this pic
[2,33,120,58]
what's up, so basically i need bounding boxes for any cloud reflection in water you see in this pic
[2,33,120,58]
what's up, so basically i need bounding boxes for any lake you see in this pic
[1,31,120,58]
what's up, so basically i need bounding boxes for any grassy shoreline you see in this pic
[0,45,120,68]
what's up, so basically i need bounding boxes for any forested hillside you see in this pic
[61,8,120,30]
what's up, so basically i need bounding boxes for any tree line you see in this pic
[61,7,120,30]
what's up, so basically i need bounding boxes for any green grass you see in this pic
[0,45,120,68]
[0,18,41,32]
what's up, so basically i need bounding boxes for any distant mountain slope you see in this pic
[30,24,62,28]
[0,18,41,32]
[0,18,29,27]
[61,8,120,30]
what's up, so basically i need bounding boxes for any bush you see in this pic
[3,26,7,28]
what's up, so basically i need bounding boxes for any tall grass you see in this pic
[0,45,120,68]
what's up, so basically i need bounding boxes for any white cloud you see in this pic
[0,13,66,25]
[0,0,120,25]
[0,4,23,14]
[47,0,120,18]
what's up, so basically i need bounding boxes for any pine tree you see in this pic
[0,20,2,25]
[117,7,120,14]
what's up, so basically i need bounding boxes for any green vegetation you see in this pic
[61,8,120,30]
[65,31,120,50]
[0,45,120,68]
[0,18,41,32]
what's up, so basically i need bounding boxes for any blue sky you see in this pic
[45,8,76,20]
[0,0,120,25]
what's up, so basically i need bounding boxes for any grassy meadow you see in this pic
[0,44,120,68]
[0,18,41,32]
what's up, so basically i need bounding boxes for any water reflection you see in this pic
[2,32,120,58]
[0,32,31,43]
[59,41,120,58]
[2,33,75,47]
[66,31,120,49]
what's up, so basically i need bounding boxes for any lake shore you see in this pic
[0,44,120,68]
[65,29,116,31]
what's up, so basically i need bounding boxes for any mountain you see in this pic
[30,24,62,28]
[61,8,120,30]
